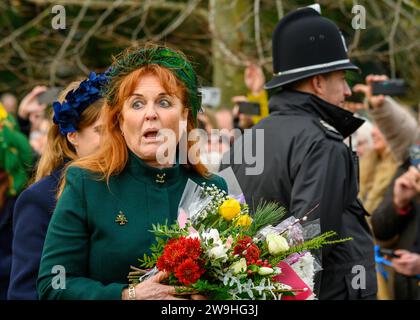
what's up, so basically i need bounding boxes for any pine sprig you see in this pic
[247,201,286,235]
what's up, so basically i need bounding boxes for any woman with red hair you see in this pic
[37,44,227,300]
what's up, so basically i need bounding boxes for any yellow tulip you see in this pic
[219,198,241,221]
[235,214,253,229]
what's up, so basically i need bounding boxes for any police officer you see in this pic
[222,7,377,299]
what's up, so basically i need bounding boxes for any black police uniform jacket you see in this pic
[222,90,377,299]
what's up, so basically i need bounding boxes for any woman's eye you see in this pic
[132,100,144,109]
[159,99,171,108]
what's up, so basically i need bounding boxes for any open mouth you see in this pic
[143,128,160,141]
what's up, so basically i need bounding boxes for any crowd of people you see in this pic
[0,6,419,300]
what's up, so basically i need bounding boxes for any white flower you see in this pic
[202,228,221,245]
[266,233,290,255]
[291,252,315,291]
[208,244,228,261]
[229,258,247,274]
[258,267,274,276]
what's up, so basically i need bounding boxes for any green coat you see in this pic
[37,151,227,300]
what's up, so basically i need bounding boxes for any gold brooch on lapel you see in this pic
[115,211,128,225]
[155,173,166,184]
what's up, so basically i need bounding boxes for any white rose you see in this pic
[266,233,290,256]
[208,244,228,261]
[229,258,247,274]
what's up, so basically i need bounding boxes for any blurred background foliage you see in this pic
[0,0,419,107]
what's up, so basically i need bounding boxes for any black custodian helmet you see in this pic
[265,7,359,90]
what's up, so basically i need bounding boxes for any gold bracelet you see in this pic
[128,285,136,300]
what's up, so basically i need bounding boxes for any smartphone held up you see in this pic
[371,79,406,96]
[237,101,261,116]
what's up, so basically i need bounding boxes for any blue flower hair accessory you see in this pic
[53,71,109,135]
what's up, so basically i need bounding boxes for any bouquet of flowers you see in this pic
[129,169,351,300]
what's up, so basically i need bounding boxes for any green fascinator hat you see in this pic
[105,44,202,123]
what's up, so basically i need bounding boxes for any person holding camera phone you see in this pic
[348,74,420,299]
[231,63,269,131]
[372,165,420,299]
[352,74,418,163]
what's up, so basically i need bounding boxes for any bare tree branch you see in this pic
[27,0,208,18]
[152,0,201,42]
[208,0,249,67]
[275,0,284,20]
[348,0,362,54]
[131,0,152,42]
[383,0,419,21]
[11,40,34,79]
[105,3,145,35]
[254,0,265,65]
[388,0,402,78]
[401,0,420,12]
[72,0,125,55]
[0,8,49,48]
[49,0,91,85]
[74,53,90,75]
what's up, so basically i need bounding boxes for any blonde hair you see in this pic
[34,81,103,182]
[58,64,209,197]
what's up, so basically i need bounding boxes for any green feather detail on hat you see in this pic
[105,46,202,123]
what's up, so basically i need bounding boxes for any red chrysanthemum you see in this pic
[157,241,186,271]
[174,258,204,285]
[156,237,203,273]
[182,237,202,260]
